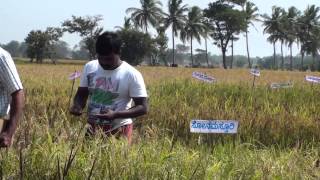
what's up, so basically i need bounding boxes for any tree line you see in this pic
[0,0,319,71]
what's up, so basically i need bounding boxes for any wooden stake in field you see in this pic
[68,71,81,108]
[250,68,260,89]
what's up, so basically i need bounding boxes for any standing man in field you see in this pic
[70,31,148,144]
[0,47,24,147]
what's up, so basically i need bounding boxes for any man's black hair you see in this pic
[96,31,122,55]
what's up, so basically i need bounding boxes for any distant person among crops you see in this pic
[70,31,148,144]
[0,47,24,148]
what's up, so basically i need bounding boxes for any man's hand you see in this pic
[69,105,83,116]
[93,109,116,120]
[0,132,13,148]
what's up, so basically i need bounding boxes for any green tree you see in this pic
[126,0,163,33]
[3,41,20,57]
[243,2,259,68]
[297,5,320,71]
[227,0,259,68]
[114,17,133,31]
[180,6,205,67]
[279,10,288,70]
[163,0,188,66]
[152,26,169,65]
[62,15,103,60]
[72,40,89,60]
[283,7,301,70]
[51,41,71,59]
[25,27,63,63]
[194,48,207,66]
[262,6,285,69]
[229,35,239,69]
[118,29,154,65]
[201,17,213,67]
[204,1,246,69]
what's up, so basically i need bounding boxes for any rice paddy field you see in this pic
[3,62,320,179]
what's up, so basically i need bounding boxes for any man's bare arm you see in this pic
[70,87,89,116]
[0,89,24,147]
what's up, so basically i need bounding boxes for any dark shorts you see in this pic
[87,123,133,144]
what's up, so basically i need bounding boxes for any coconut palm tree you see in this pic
[230,35,239,69]
[225,0,259,68]
[201,17,212,67]
[126,0,163,34]
[114,17,133,31]
[283,7,300,70]
[180,6,205,67]
[279,10,288,70]
[307,28,320,71]
[262,6,285,69]
[297,5,320,71]
[163,0,188,66]
[244,1,259,68]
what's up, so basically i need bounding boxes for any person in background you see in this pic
[0,47,24,147]
[70,31,148,144]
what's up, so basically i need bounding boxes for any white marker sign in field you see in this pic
[305,75,320,83]
[190,120,238,134]
[270,82,293,89]
[192,72,215,83]
[250,69,260,77]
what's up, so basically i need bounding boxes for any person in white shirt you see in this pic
[70,31,148,144]
[0,47,24,147]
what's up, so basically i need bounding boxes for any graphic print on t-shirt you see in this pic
[88,75,120,124]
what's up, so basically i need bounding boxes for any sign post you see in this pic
[250,69,260,89]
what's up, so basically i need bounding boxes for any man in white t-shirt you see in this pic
[0,47,24,147]
[70,31,148,144]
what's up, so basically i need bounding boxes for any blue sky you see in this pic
[0,0,319,57]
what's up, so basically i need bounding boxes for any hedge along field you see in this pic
[1,63,320,179]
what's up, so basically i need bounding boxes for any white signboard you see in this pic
[305,75,320,83]
[250,69,260,77]
[192,72,215,83]
[270,82,293,89]
[190,120,238,134]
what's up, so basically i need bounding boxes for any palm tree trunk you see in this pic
[205,37,209,67]
[144,19,152,65]
[301,51,304,71]
[145,17,148,34]
[222,48,227,69]
[281,41,284,70]
[191,37,193,67]
[273,41,276,70]
[312,54,316,71]
[245,30,252,68]
[290,45,293,71]
[230,38,234,69]
[172,28,175,66]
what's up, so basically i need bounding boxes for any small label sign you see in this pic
[250,69,260,77]
[270,82,293,89]
[190,120,238,134]
[192,72,215,83]
[68,71,81,80]
[305,75,320,83]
